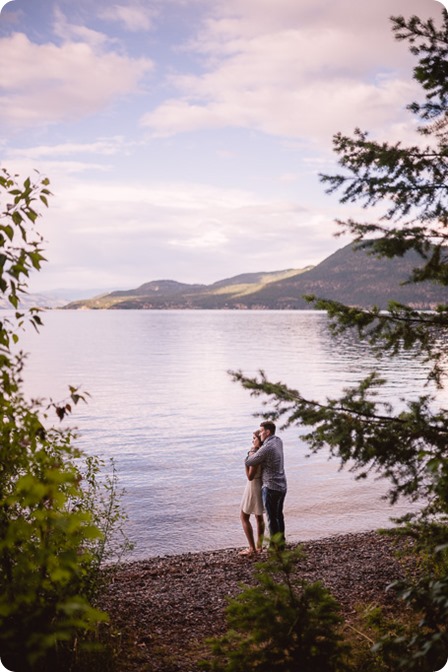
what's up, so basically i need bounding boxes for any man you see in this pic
[245,420,287,546]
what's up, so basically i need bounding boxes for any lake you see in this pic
[15,309,444,560]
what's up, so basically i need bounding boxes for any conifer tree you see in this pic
[232,11,448,671]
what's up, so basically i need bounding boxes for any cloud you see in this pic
[8,137,132,160]
[98,3,158,32]
[5,0,439,294]
[142,74,417,142]
[28,175,343,291]
[52,6,113,47]
[141,0,436,144]
[0,31,153,129]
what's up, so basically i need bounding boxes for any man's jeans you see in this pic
[262,486,286,543]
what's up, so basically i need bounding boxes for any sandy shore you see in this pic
[98,530,413,671]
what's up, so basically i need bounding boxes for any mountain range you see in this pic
[63,242,447,311]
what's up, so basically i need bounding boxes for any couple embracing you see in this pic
[239,421,287,556]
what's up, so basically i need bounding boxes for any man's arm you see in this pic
[245,443,269,467]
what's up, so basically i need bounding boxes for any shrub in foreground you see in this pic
[0,169,128,670]
[202,539,350,672]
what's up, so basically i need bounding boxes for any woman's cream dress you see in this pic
[240,465,263,515]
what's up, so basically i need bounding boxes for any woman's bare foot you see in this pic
[238,548,255,556]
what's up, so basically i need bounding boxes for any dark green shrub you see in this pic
[0,169,128,670]
[202,540,350,672]
[370,548,448,672]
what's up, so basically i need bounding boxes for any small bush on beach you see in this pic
[202,539,350,672]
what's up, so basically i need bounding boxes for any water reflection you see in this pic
[17,310,441,558]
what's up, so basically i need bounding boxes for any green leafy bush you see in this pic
[0,169,128,670]
[203,540,350,672]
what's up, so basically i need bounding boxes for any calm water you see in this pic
[15,310,445,560]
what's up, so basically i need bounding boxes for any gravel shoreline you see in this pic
[98,530,414,671]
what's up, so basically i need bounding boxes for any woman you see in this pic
[239,430,265,556]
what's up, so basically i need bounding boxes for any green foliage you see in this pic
[230,368,448,517]
[231,10,448,672]
[0,383,113,670]
[0,169,48,396]
[317,14,448,390]
[0,169,128,670]
[202,541,349,672]
[371,573,448,672]
[366,528,448,672]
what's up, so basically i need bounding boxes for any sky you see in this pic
[0,0,443,295]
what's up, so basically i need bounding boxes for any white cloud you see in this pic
[27,174,343,291]
[0,32,153,129]
[5,0,440,293]
[98,3,158,32]
[169,226,229,249]
[141,0,436,144]
[206,0,437,41]
[279,173,300,183]
[143,73,417,142]
[52,7,113,48]
[8,137,132,160]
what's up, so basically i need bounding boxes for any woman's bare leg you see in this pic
[255,514,265,550]
[240,511,256,554]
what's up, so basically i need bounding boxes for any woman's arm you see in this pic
[245,450,258,481]
[246,465,257,481]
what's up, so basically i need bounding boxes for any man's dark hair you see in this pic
[260,421,276,435]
